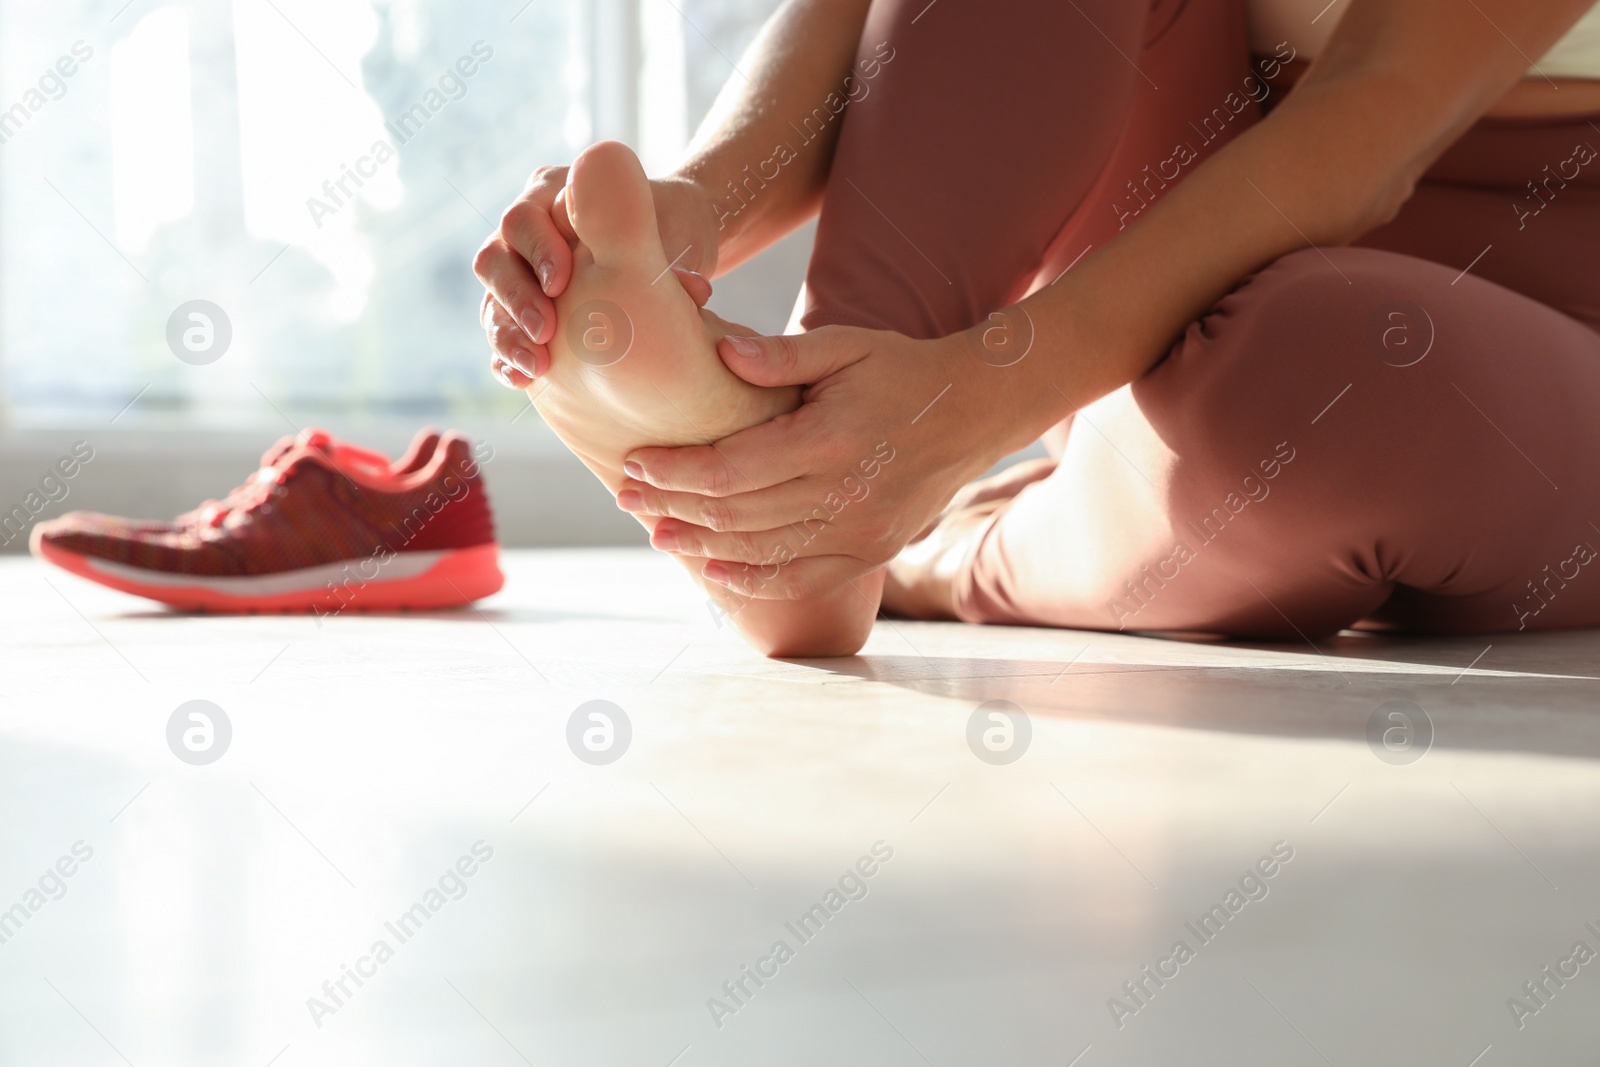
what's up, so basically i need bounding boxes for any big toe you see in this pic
[567,141,664,270]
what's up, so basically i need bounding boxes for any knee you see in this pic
[1153,247,1446,435]
[1216,246,1447,371]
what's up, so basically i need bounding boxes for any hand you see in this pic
[474,161,721,388]
[615,325,1041,600]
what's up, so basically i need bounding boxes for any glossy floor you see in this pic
[3,549,1599,1066]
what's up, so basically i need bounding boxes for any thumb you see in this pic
[716,325,868,388]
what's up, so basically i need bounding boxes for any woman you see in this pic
[475,0,1600,656]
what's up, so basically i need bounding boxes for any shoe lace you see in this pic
[188,465,289,527]
[175,428,400,530]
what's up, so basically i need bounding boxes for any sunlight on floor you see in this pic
[4,548,1600,1064]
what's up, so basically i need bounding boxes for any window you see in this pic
[0,0,779,428]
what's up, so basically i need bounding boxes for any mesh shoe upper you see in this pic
[35,428,496,577]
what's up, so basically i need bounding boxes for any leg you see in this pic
[802,0,1259,338]
[800,0,1147,338]
[946,247,1600,637]
[801,0,1257,628]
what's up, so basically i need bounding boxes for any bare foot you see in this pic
[883,458,1057,619]
[531,141,798,489]
[531,142,880,656]
[940,457,1056,517]
[882,502,998,620]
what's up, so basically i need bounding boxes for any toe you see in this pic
[567,141,665,271]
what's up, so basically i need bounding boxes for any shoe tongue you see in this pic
[288,427,395,482]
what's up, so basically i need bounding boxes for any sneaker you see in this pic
[31,427,505,614]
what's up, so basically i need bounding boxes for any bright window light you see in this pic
[109,6,194,256]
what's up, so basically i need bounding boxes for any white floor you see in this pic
[3,548,1600,1066]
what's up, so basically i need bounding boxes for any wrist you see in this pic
[654,172,724,278]
[669,150,818,275]
[666,161,754,273]
[944,311,1074,460]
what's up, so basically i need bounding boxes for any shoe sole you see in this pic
[31,534,505,614]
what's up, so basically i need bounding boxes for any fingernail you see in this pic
[510,344,538,376]
[537,260,555,293]
[724,334,760,358]
[519,308,545,344]
[493,361,514,388]
[703,561,729,584]
[616,489,643,512]
[623,460,644,480]
[652,526,679,551]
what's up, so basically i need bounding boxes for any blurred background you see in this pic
[0,0,815,548]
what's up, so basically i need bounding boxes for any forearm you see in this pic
[670,0,873,274]
[987,72,1490,450]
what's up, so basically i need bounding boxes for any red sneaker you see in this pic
[31,428,505,615]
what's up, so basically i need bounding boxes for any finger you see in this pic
[503,166,575,296]
[650,519,804,566]
[474,235,556,346]
[700,553,871,602]
[480,293,548,379]
[491,354,534,391]
[655,511,856,563]
[483,294,547,378]
[625,407,820,496]
[614,477,820,532]
[673,267,712,308]
[715,324,872,388]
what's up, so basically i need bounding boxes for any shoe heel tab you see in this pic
[439,432,491,480]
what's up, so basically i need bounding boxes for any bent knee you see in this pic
[1199,247,1452,377]
[1143,248,1450,447]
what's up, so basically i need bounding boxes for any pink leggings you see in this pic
[800,0,1600,637]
